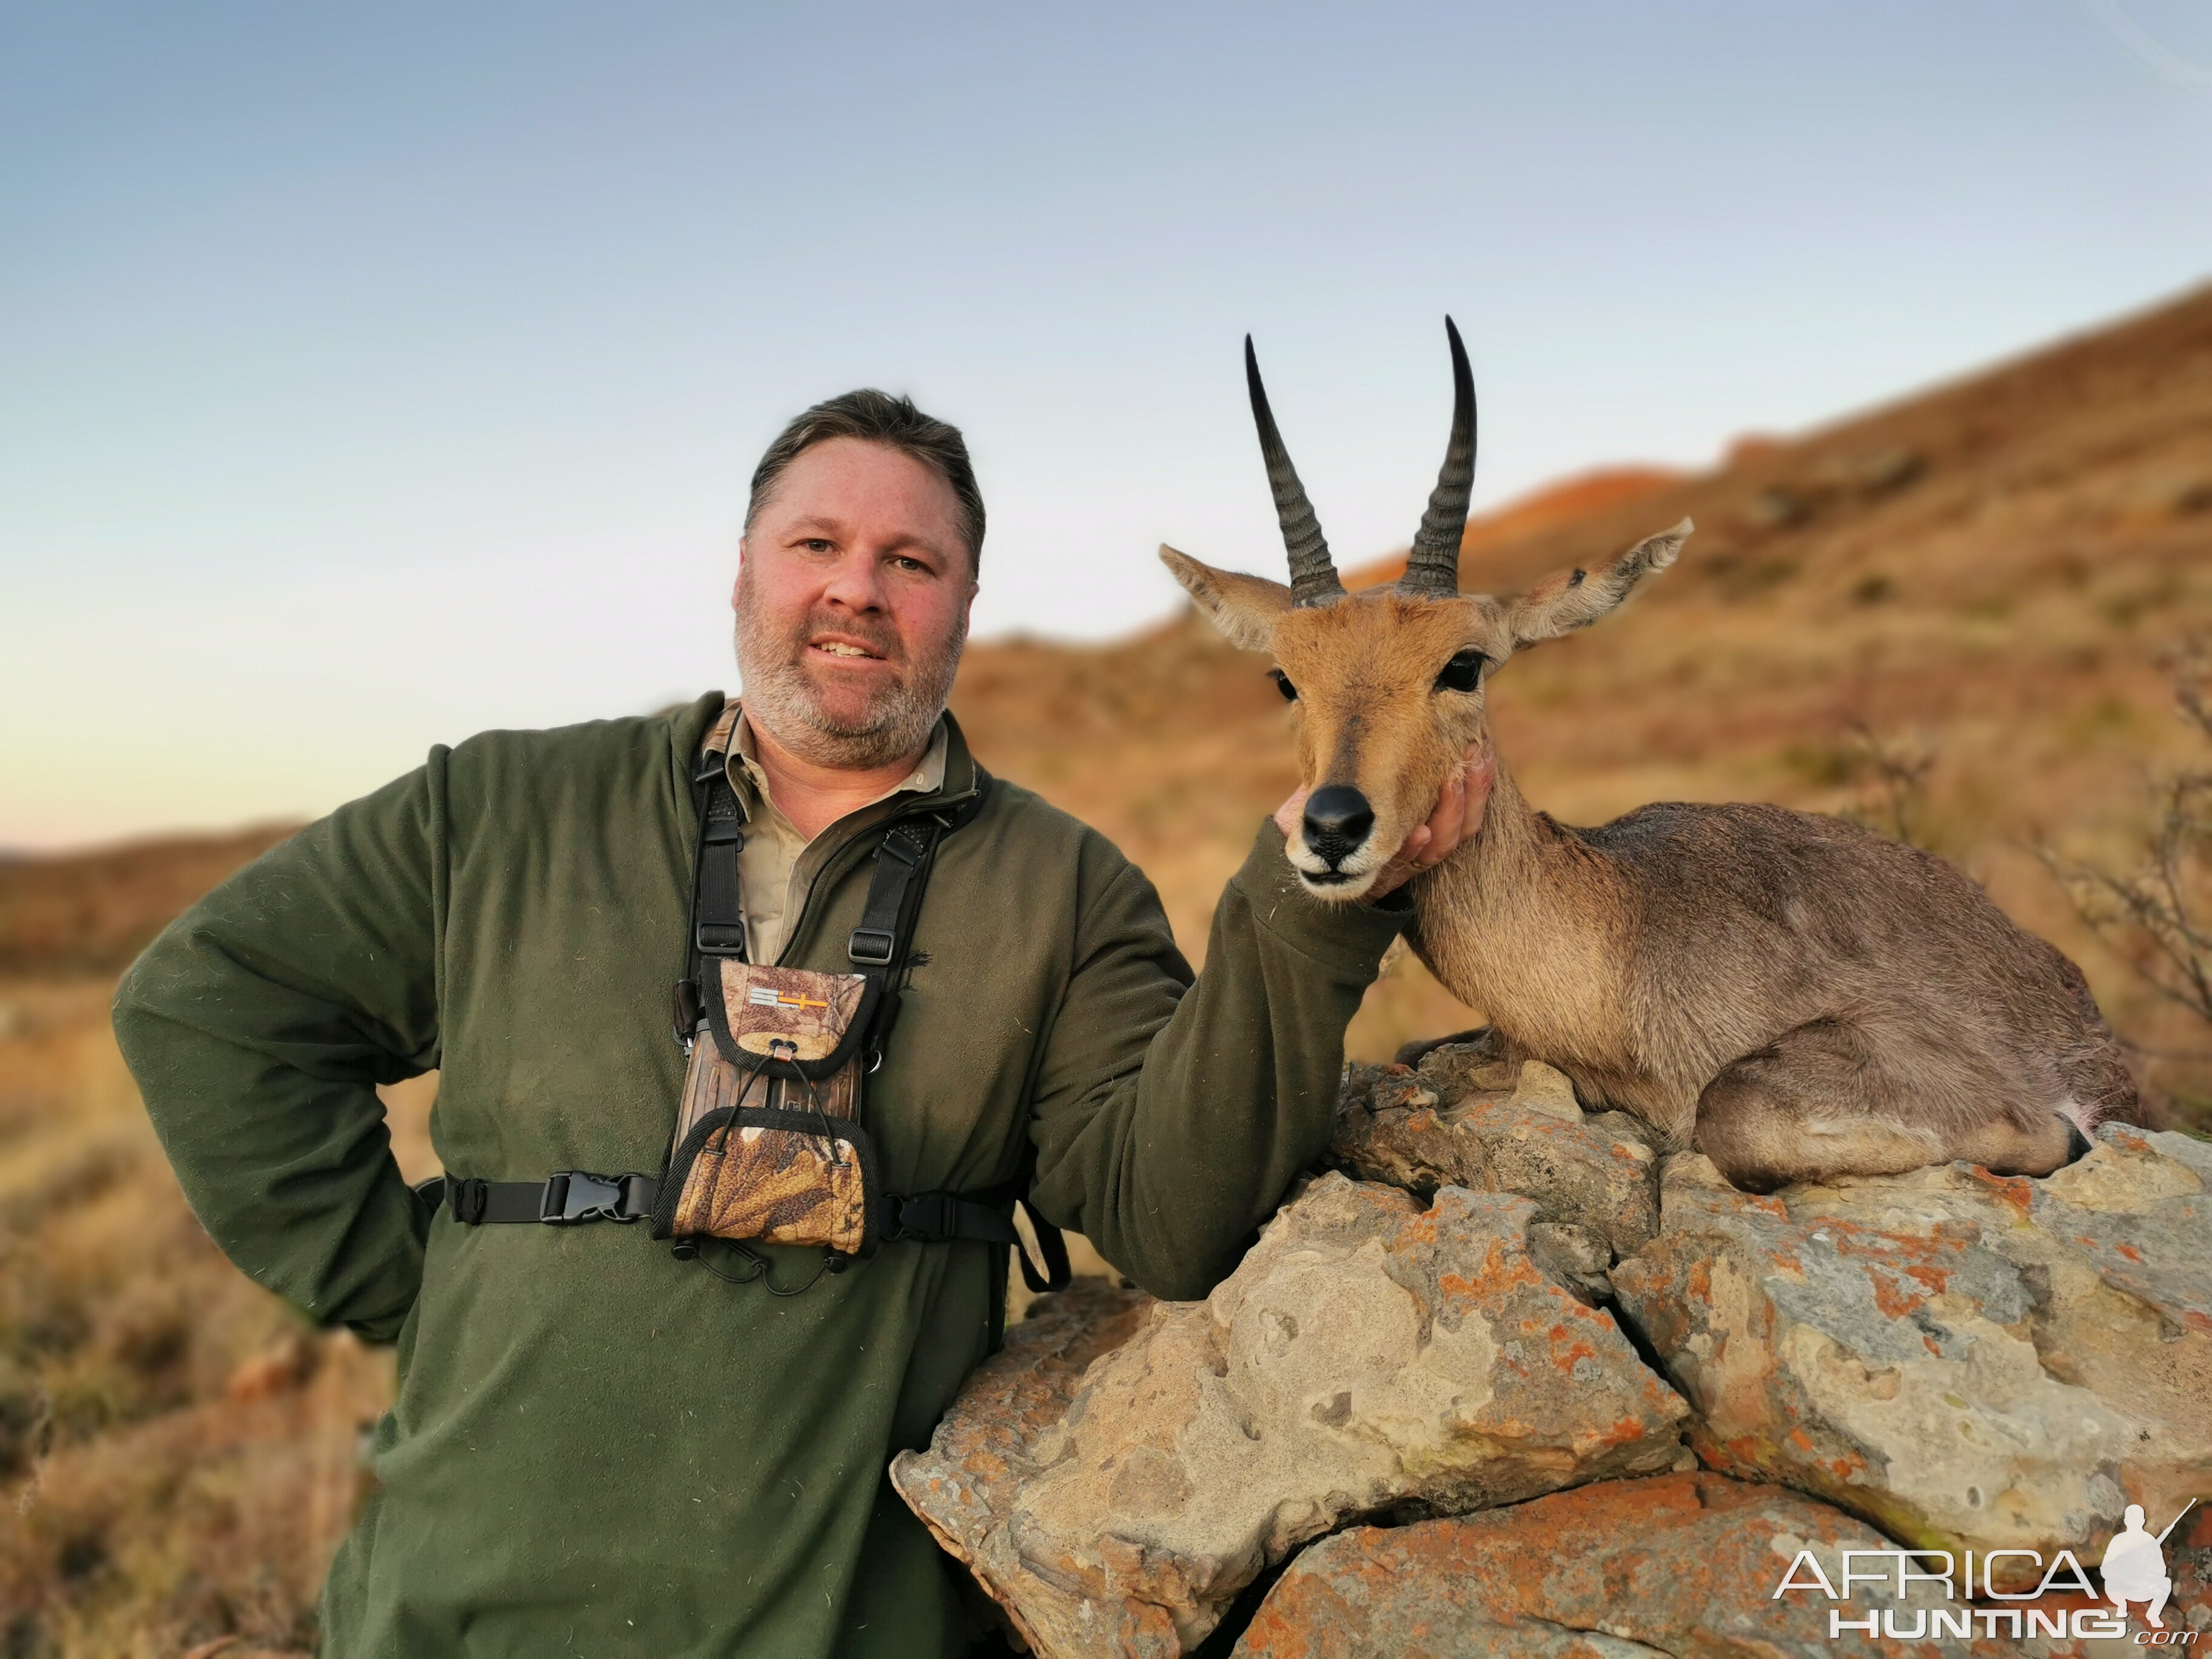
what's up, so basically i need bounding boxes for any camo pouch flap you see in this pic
[653,1105,880,1256]
[655,959,880,1255]
[702,959,876,1077]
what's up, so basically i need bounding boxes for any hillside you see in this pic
[0,826,295,979]
[2,281,2210,1653]
[952,281,2212,1093]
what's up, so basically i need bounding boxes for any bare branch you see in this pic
[2037,642,2212,1031]
[1842,720,1937,851]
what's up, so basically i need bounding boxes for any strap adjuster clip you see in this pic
[449,1176,488,1225]
[888,1193,951,1242]
[541,1171,646,1225]
[848,927,896,966]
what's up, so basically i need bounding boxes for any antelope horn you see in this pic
[1245,335,1344,608]
[1399,316,1476,597]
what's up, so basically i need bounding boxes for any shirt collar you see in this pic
[724,705,949,828]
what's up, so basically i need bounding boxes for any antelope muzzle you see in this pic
[1300,785,1375,879]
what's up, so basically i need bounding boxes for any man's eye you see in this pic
[802,538,834,554]
[1270,668,1298,702]
[1434,649,1486,693]
[892,555,928,574]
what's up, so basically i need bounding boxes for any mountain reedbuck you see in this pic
[1162,321,2140,1191]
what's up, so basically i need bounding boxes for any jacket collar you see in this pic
[674,692,981,824]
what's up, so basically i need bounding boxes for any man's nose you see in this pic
[1301,785,1373,868]
[819,551,886,611]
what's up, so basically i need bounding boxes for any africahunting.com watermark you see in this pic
[1772,1501,2198,1643]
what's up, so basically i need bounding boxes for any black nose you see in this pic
[1302,785,1375,867]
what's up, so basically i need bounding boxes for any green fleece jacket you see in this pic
[112,694,1404,1657]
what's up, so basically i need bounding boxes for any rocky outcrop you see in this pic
[891,1172,1687,1658]
[1610,1125,2212,1588]
[1234,1470,2019,1657]
[897,1042,2212,1653]
[1331,1053,1661,1281]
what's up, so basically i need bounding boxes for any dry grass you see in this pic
[953,281,2212,1119]
[0,830,295,981]
[5,280,2212,1651]
[1,979,435,1657]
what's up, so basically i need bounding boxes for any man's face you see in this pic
[734,436,977,769]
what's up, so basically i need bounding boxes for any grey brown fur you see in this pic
[1165,320,2140,1192]
[1409,777,2137,1191]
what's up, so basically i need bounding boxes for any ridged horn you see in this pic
[1245,335,1344,608]
[1399,316,1476,597]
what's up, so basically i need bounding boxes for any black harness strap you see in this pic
[692,757,748,960]
[885,1191,1019,1247]
[417,1171,658,1226]
[434,715,1072,1293]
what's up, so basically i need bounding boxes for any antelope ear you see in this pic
[1159,545,1293,651]
[1504,518,1691,648]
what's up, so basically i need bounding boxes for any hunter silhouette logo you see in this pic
[2105,1500,2196,1630]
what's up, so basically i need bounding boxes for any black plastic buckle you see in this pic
[541,1171,643,1225]
[848,927,896,966]
[890,1193,952,1242]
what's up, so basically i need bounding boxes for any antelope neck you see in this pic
[1421,750,1618,953]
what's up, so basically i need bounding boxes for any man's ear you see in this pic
[1503,518,1691,648]
[1158,545,1293,651]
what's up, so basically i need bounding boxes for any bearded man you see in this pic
[115,388,1483,1657]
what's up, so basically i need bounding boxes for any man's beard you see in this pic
[732,569,965,771]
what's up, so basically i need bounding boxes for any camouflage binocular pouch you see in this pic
[427,706,1068,1295]
[642,708,1067,1293]
[651,960,882,1256]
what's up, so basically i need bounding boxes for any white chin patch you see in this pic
[1299,871,1377,902]
[1288,850,1381,902]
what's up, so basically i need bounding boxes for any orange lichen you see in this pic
[1869,1273,1926,1319]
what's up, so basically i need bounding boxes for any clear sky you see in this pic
[4,2,2211,848]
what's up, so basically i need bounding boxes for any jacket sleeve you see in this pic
[111,754,448,1342]
[1025,819,1404,1301]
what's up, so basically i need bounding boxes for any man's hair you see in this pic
[745,389,985,569]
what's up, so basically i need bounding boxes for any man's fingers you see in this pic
[1423,769,1466,863]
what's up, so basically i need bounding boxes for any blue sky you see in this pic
[4,2,2211,846]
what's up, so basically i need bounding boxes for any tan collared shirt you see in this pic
[723,706,950,965]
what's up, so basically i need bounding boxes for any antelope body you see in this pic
[1164,321,2138,1191]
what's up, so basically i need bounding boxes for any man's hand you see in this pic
[1273,742,1495,902]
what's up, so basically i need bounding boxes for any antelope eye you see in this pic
[1269,668,1298,702]
[1435,649,1486,694]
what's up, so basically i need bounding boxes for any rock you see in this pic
[893,1278,1155,1604]
[1820,444,1926,496]
[1743,484,1810,529]
[1406,1026,1518,1092]
[1527,1222,1613,1306]
[1235,1470,2019,1657]
[1507,1058,1584,1121]
[893,1173,1688,1658]
[1610,1125,2212,1589]
[1332,1056,1660,1259]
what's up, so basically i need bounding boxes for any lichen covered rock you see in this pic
[1610,1125,2212,1587]
[1332,1053,1660,1258]
[1234,1470,2020,1657]
[891,1173,1687,1658]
